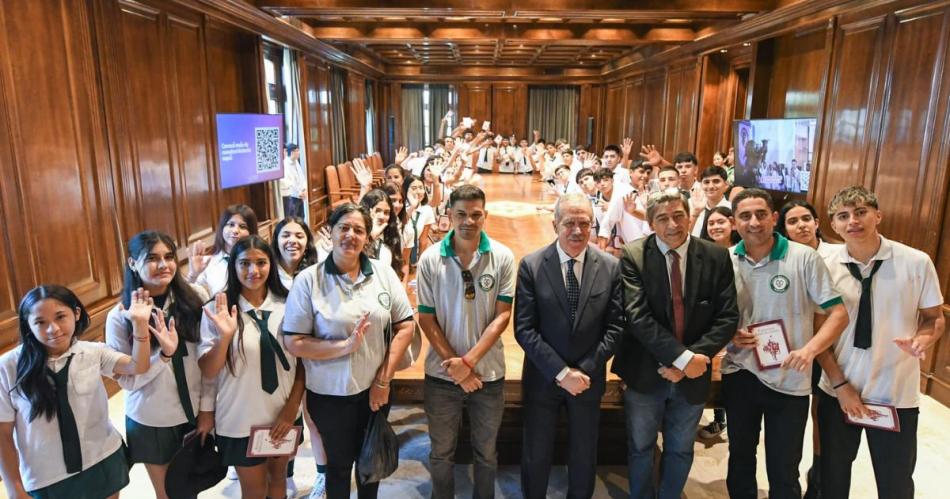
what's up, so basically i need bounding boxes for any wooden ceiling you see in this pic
[258,0,781,69]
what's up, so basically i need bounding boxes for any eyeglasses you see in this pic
[461,270,475,300]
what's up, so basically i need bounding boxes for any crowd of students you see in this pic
[0,118,942,499]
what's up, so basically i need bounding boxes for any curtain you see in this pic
[281,47,308,221]
[427,84,451,145]
[365,80,376,154]
[400,84,425,152]
[329,67,348,164]
[528,86,579,146]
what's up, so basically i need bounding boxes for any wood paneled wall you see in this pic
[345,72,367,160]
[0,0,373,351]
[597,0,950,406]
[491,83,528,139]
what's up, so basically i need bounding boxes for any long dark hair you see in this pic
[777,200,823,242]
[381,181,407,225]
[402,174,429,208]
[707,206,741,245]
[360,189,404,278]
[210,204,259,255]
[222,235,288,375]
[13,285,90,422]
[123,231,203,343]
[270,217,319,276]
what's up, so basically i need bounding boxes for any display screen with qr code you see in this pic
[216,114,284,189]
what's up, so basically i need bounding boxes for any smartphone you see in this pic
[462,117,474,128]
[482,121,491,131]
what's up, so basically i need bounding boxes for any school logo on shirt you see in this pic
[770,274,790,293]
[378,291,392,309]
[478,274,495,291]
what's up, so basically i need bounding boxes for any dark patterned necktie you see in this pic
[566,259,580,324]
[247,310,291,393]
[47,355,82,473]
[845,260,884,349]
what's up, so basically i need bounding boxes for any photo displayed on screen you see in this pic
[216,113,284,189]
[733,118,817,194]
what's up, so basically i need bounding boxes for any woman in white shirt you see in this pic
[187,204,259,296]
[0,285,176,499]
[401,175,435,268]
[105,230,212,499]
[360,189,405,280]
[271,217,320,290]
[269,217,325,496]
[282,203,415,499]
[199,235,304,499]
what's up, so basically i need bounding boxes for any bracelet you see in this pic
[132,335,149,343]
[374,379,390,389]
[461,357,475,370]
[160,350,174,359]
[832,380,849,390]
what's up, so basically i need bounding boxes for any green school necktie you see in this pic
[170,338,196,424]
[845,260,884,349]
[46,355,83,474]
[247,310,290,394]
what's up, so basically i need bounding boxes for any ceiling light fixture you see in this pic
[720,48,728,53]
[742,42,752,47]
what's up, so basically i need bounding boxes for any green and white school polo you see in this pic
[283,253,414,396]
[416,230,516,383]
[721,233,843,396]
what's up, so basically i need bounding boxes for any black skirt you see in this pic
[28,446,129,499]
[125,416,195,465]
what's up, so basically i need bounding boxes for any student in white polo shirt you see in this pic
[105,231,214,499]
[814,186,944,499]
[689,166,732,240]
[416,185,515,499]
[187,204,259,296]
[198,235,304,499]
[722,188,849,499]
[282,203,415,499]
[0,285,174,499]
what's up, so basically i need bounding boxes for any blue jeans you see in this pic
[623,382,705,499]
[424,376,505,499]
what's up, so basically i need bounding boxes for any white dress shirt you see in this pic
[553,242,588,381]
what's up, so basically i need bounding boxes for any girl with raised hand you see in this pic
[199,236,304,499]
[360,189,405,279]
[187,204,259,296]
[401,174,435,268]
[105,230,212,499]
[271,217,320,290]
[0,285,175,499]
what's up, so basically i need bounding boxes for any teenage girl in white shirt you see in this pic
[187,204,259,296]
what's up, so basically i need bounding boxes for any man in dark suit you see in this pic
[515,193,625,499]
[612,188,739,499]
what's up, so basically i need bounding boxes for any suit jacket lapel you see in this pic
[683,237,703,333]
[541,244,570,319]
[573,248,600,331]
[644,236,673,327]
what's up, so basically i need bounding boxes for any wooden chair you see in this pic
[325,164,360,209]
[338,161,358,191]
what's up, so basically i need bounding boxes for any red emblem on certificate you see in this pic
[245,425,303,457]
[748,319,790,370]
[844,403,901,432]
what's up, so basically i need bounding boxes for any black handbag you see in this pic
[355,316,400,483]
[356,410,399,483]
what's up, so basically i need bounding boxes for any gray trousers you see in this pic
[424,375,505,499]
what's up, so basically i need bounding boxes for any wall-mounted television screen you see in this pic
[733,118,817,194]
[216,113,284,189]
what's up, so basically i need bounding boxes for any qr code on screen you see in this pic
[255,127,281,173]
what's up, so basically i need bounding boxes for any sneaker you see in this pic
[227,466,239,480]
[286,477,299,498]
[308,473,326,499]
[698,421,726,439]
